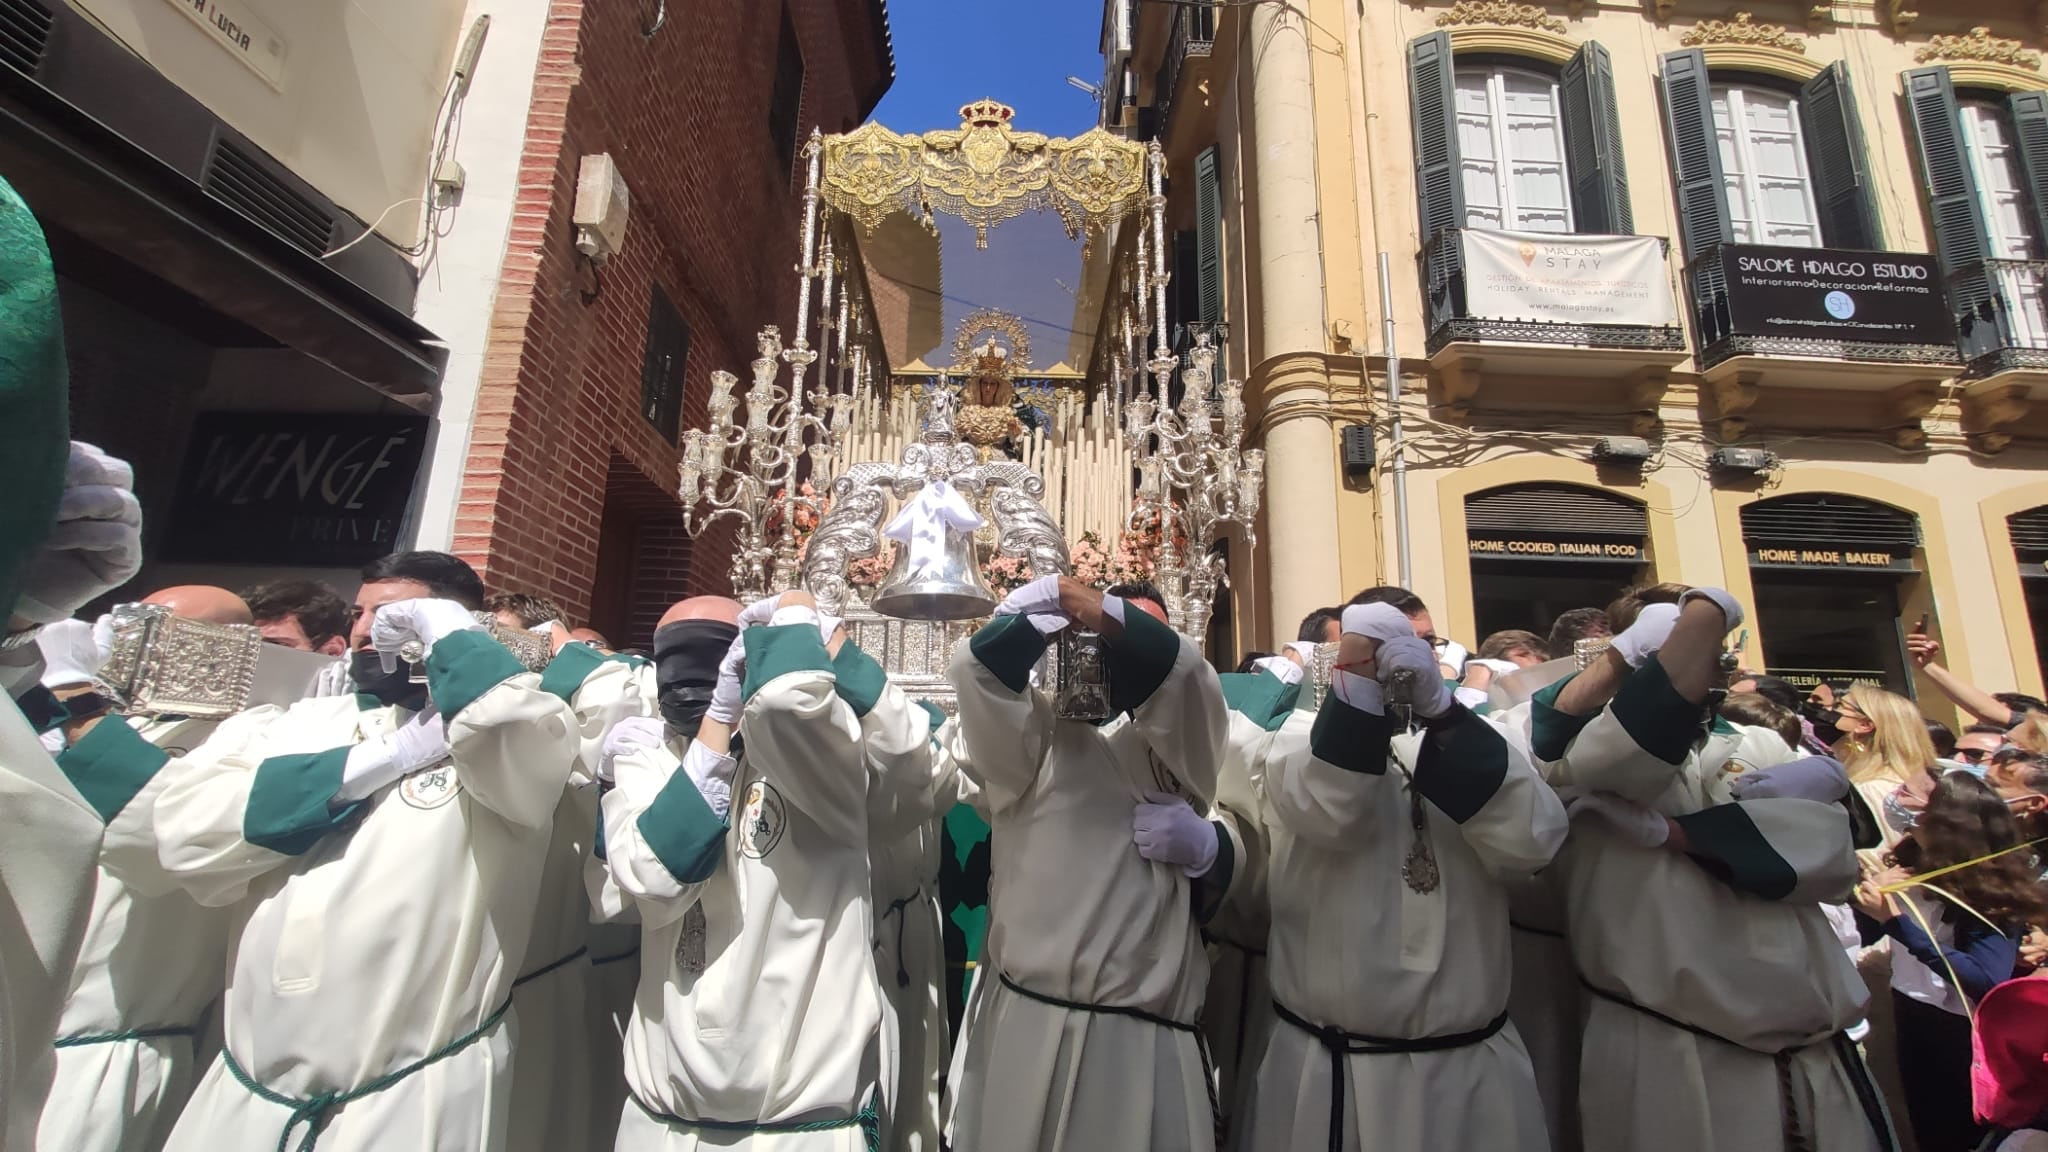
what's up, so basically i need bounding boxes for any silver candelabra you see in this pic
[1124,324,1265,643]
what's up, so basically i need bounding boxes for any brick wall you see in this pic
[454,0,887,632]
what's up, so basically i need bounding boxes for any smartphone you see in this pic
[1913,613,1929,634]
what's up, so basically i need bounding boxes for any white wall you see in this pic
[407,0,551,550]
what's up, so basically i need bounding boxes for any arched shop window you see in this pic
[2007,506,2048,688]
[1465,483,1649,640]
[1741,494,1921,694]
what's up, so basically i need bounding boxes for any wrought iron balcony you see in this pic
[1949,259,2048,379]
[1153,1,1215,143]
[1686,243,1959,376]
[1421,227,1687,358]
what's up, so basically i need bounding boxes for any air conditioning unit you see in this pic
[574,154,630,262]
[1707,446,1778,475]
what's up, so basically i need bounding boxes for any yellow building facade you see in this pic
[1106,0,2048,715]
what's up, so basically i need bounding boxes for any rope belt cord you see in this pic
[589,945,641,967]
[222,1000,512,1152]
[1270,998,1508,1152]
[632,1091,882,1152]
[875,887,922,989]
[54,1024,196,1048]
[1579,980,1898,1152]
[511,944,590,991]
[997,971,1224,1149]
[1508,920,1567,941]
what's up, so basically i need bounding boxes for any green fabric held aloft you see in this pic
[0,176,71,623]
[967,614,1048,694]
[1310,692,1395,775]
[830,640,889,718]
[1410,705,1510,825]
[1611,658,1707,766]
[425,630,526,719]
[1105,607,1179,715]
[741,624,838,702]
[637,765,728,885]
[244,746,360,857]
[1218,670,1298,731]
[1529,672,1592,764]
[537,642,605,704]
[1671,802,1799,901]
[57,717,169,824]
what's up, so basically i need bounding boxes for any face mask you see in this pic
[1942,760,1991,780]
[350,648,428,712]
[653,619,739,740]
[1804,705,1845,749]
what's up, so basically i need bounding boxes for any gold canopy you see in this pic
[820,99,1150,252]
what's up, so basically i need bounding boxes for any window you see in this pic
[1712,84,1821,247]
[641,287,690,444]
[1455,67,1573,233]
[769,7,805,175]
[1961,100,2048,348]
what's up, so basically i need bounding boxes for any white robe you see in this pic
[38,713,251,1152]
[1242,693,1565,1152]
[605,625,937,1151]
[943,610,1228,1152]
[0,679,103,1151]
[107,631,578,1152]
[506,646,656,1152]
[1533,661,1886,1152]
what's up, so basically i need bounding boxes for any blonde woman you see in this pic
[1828,683,1940,856]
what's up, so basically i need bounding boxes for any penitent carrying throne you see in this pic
[674,99,1265,711]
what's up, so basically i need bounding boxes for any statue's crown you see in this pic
[959,99,1014,129]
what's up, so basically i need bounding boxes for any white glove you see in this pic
[310,658,356,699]
[1100,594,1129,627]
[599,715,667,784]
[1330,669,1385,714]
[1377,635,1455,718]
[1251,655,1304,686]
[369,599,485,673]
[1566,791,1670,848]
[1679,587,1745,633]
[1132,791,1219,877]
[767,603,843,647]
[706,632,746,726]
[995,574,1062,618]
[1436,639,1470,676]
[1610,603,1681,670]
[681,739,740,820]
[39,728,65,755]
[1340,602,1413,645]
[1470,657,1522,679]
[736,593,784,628]
[13,443,144,624]
[337,709,450,804]
[1284,640,1321,666]
[1730,755,1850,804]
[36,618,104,689]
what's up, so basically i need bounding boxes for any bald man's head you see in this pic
[143,585,253,626]
[658,596,743,629]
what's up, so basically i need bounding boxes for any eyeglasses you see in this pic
[1957,748,1993,764]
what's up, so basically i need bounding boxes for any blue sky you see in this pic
[867,0,1109,371]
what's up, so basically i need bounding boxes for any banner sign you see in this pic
[165,412,428,566]
[1460,228,1677,328]
[1469,537,1645,563]
[1746,546,1915,572]
[1718,245,1954,344]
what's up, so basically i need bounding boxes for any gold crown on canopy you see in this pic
[959,99,1016,128]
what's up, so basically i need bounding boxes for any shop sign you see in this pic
[1468,537,1644,562]
[1747,547,1915,572]
[1768,668,1893,693]
[163,412,427,567]
[1460,229,1676,328]
[161,0,289,89]
[1718,245,1953,345]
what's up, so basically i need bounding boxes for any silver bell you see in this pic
[870,525,999,621]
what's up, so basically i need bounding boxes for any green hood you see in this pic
[0,177,69,624]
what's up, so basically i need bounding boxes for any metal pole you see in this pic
[1377,252,1411,589]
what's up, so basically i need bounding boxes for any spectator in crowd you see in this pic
[569,627,612,653]
[1971,978,2048,1150]
[1544,607,1610,663]
[1296,607,1340,645]
[1478,629,1549,668]
[1829,684,1942,853]
[1855,773,2048,1151]
[1983,747,2048,839]
[1718,690,1803,752]
[1908,627,2047,732]
[1927,718,1958,762]
[1955,723,2007,771]
[487,591,568,631]
[243,578,351,656]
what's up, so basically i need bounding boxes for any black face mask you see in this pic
[654,619,739,740]
[351,648,428,712]
[1802,701,1845,749]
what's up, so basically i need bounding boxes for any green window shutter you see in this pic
[1905,66,1994,338]
[1194,145,1223,323]
[2005,90,2048,255]
[1798,61,1882,249]
[1408,31,1465,243]
[1659,49,1733,338]
[1559,41,1633,235]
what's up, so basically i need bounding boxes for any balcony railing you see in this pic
[1153,1,1215,142]
[1421,227,1686,356]
[1687,243,1959,372]
[1949,259,2048,378]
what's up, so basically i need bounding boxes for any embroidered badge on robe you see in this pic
[739,781,787,859]
[400,765,463,809]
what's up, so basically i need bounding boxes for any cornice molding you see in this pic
[1446,24,1579,63]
